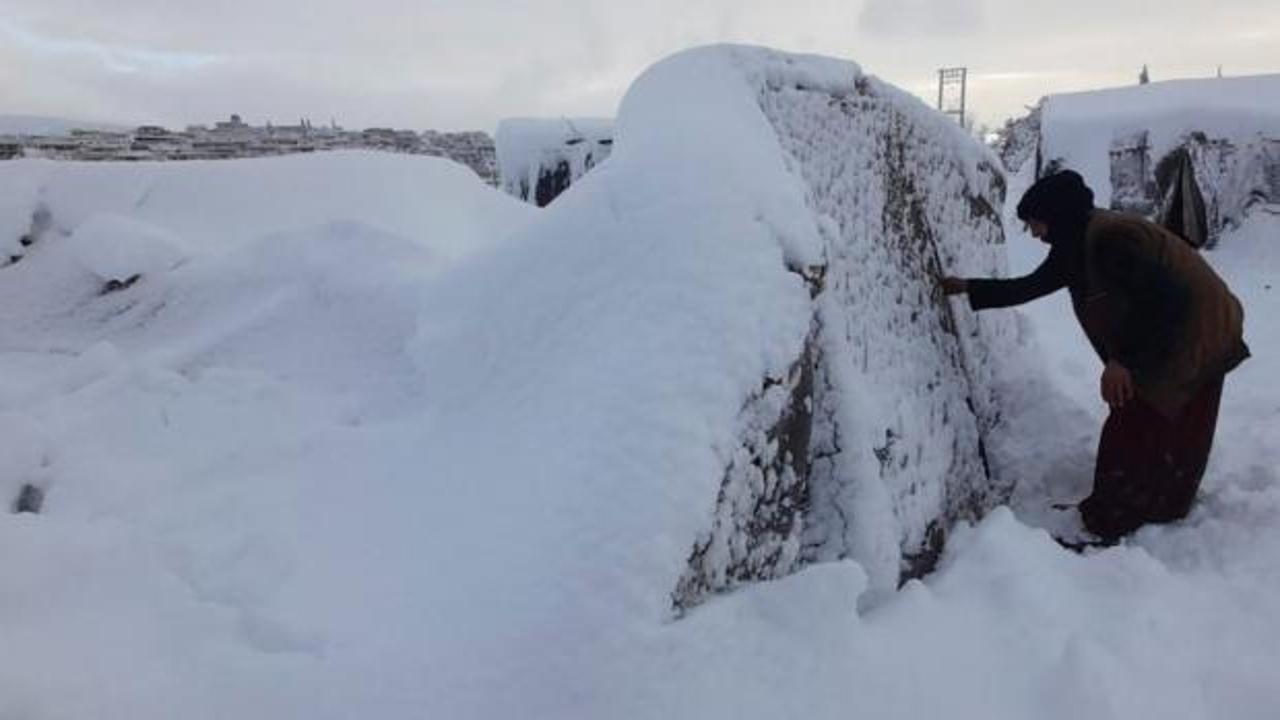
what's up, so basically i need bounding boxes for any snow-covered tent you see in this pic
[639,48,1020,610]
[1005,75,1280,247]
[494,117,613,206]
[452,47,1021,615]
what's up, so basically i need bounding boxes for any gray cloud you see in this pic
[2,0,1278,133]
[858,0,983,35]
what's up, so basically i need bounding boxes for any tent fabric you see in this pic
[1155,147,1210,248]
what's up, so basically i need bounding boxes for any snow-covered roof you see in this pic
[1041,73,1280,200]
[494,117,613,204]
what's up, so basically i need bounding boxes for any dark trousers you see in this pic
[1079,376,1224,541]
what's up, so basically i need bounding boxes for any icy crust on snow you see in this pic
[495,117,614,205]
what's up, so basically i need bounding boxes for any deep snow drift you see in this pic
[1,46,1278,720]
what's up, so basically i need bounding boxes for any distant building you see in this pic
[0,138,23,159]
[72,130,131,161]
[215,114,249,131]
[132,125,192,157]
[0,113,499,181]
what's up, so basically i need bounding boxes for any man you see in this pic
[941,170,1249,543]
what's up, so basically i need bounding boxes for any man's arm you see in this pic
[942,247,1069,310]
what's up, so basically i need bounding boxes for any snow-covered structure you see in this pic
[495,117,613,206]
[0,115,500,183]
[644,48,1018,610]
[460,47,1019,615]
[1008,75,1280,247]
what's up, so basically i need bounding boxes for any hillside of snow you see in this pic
[1,46,1278,720]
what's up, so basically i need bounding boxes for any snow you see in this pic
[0,45,1278,720]
[732,44,1015,597]
[494,117,613,203]
[989,161,1280,720]
[1040,73,1280,203]
[0,151,533,262]
[62,214,187,281]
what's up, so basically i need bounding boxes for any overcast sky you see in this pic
[3,0,1278,133]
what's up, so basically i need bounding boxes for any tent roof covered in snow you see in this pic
[495,117,614,206]
[1032,74,1280,246]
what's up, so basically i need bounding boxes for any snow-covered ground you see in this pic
[1,47,1277,720]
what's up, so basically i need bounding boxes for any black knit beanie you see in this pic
[1016,170,1095,231]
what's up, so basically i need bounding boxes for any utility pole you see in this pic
[937,67,967,127]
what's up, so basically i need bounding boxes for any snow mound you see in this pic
[63,214,186,281]
[0,150,534,261]
[0,152,533,414]
[419,45,1019,621]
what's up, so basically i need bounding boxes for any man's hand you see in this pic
[1100,360,1135,408]
[939,276,969,296]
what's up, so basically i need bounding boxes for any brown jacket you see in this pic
[968,209,1249,415]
